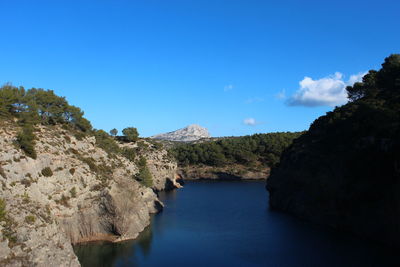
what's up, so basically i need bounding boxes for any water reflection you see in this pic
[73,222,154,267]
[74,181,400,267]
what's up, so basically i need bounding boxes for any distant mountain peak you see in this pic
[151,124,210,142]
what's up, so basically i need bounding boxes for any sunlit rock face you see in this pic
[0,123,179,266]
[151,124,210,142]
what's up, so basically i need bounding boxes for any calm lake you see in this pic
[74,181,399,267]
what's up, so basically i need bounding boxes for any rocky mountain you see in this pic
[267,54,400,247]
[151,124,210,142]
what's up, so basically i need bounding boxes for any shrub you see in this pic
[74,131,85,141]
[20,179,31,187]
[69,168,76,175]
[152,141,163,150]
[110,128,118,136]
[64,135,71,143]
[16,125,37,159]
[0,198,6,221]
[94,130,120,154]
[70,187,77,198]
[122,127,139,142]
[41,167,53,177]
[25,215,36,224]
[81,157,98,172]
[135,157,153,187]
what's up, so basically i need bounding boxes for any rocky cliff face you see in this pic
[119,142,182,191]
[151,124,210,142]
[0,122,180,266]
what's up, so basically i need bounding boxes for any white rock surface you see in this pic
[151,124,210,142]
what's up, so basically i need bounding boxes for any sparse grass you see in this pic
[80,177,87,188]
[121,147,136,162]
[57,194,70,207]
[0,198,17,246]
[22,192,30,204]
[90,184,103,191]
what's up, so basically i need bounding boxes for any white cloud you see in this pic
[243,118,257,126]
[287,72,366,107]
[245,97,264,104]
[275,89,286,99]
[348,72,367,85]
[224,84,234,92]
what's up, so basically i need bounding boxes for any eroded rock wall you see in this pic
[0,123,178,266]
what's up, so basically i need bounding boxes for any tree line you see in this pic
[170,132,304,167]
[0,84,92,131]
[0,85,141,159]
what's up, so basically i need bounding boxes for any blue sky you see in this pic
[1,0,399,137]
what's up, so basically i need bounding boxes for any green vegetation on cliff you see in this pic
[0,85,93,158]
[267,54,400,247]
[171,132,303,168]
[0,85,166,191]
[134,157,153,187]
[0,85,92,131]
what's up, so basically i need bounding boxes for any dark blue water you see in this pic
[74,181,399,267]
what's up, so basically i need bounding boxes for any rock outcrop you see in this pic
[0,122,180,266]
[151,124,210,142]
[119,141,182,191]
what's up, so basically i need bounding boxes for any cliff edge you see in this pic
[0,122,180,266]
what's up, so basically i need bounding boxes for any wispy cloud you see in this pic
[287,72,366,107]
[275,89,286,99]
[245,97,264,104]
[243,118,259,126]
[224,84,234,92]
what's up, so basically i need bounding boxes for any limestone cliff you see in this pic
[0,122,180,266]
[151,124,210,142]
